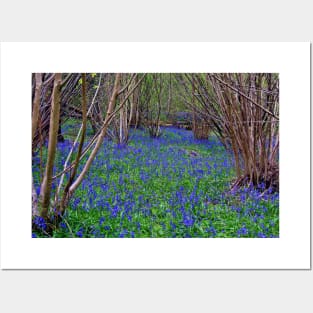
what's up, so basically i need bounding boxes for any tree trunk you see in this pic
[32,73,42,142]
[39,73,62,218]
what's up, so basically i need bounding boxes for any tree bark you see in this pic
[32,73,42,142]
[39,73,62,218]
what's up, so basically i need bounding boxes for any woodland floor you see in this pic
[32,121,279,238]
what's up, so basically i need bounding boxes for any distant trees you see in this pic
[108,74,145,145]
[145,74,163,137]
[138,73,175,137]
[175,74,210,139]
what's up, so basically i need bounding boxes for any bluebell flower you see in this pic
[209,226,217,237]
[76,228,84,237]
[33,216,47,231]
[183,215,194,227]
[111,205,119,218]
[240,193,246,202]
[231,206,241,213]
[60,222,67,229]
[237,226,248,237]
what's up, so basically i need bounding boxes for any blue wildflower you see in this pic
[237,226,248,237]
[183,215,194,227]
[33,216,47,231]
[111,205,119,218]
[209,226,217,237]
[99,217,105,225]
[76,228,84,237]
[257,232,267,238]
[60,221,67,229]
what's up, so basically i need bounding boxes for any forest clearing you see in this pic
[32,73,279,238]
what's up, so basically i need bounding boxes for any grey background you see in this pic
[0,0,311,312]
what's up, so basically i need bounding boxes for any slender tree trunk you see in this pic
[39,73,62,218]
[32,73,42,142]
[119,105,124,143]
[32,73,42,215]
[192,74,196,136]
[130,75,139,126]
[167,73,172,117]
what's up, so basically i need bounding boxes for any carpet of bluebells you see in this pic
[32,121,279,238]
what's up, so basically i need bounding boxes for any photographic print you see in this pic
[32,73,279,239]
[1,42,309,269]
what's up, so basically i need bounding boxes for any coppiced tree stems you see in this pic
[67,73,121,195]
[52,74,146,183]
[32,74,81,150]
[63,73,145,202]
[182,73,279,190]
[55,74,103,200]
[110,74,138,145]
[59,73,87,214]
[210,74,279,120]
[109,74,148,144]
